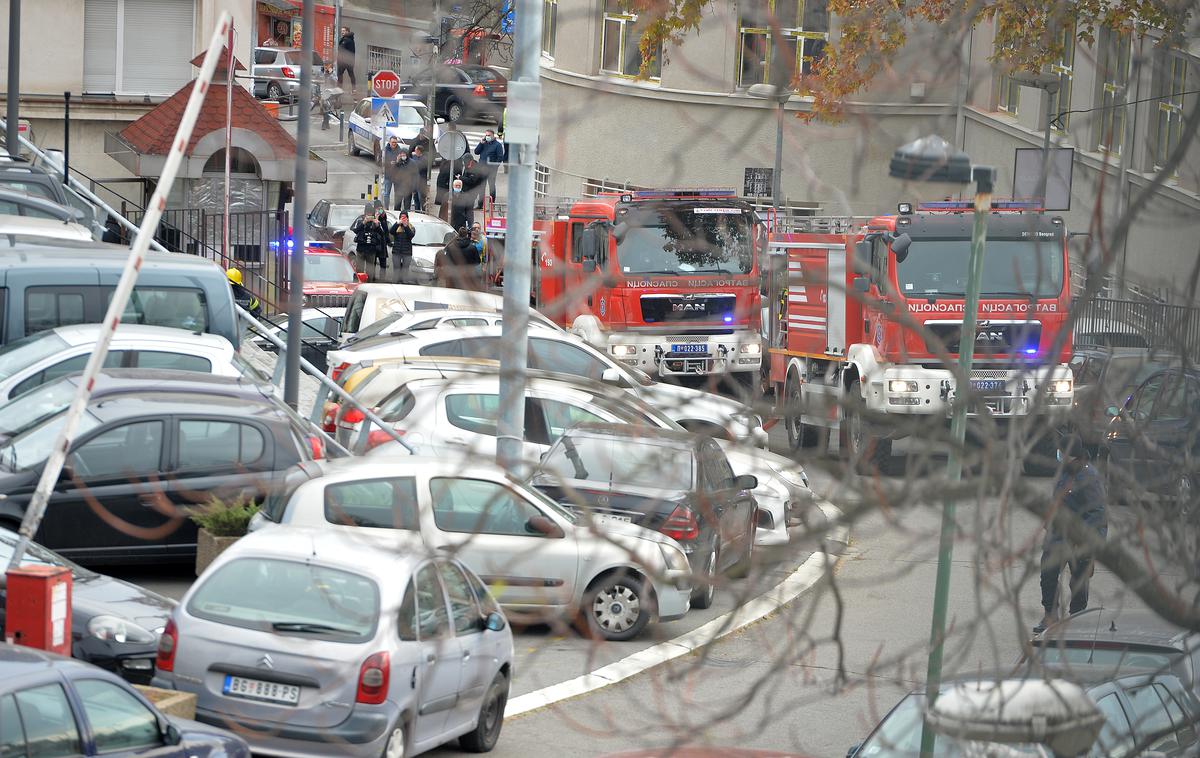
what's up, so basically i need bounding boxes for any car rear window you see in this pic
[187,558,379,642]
[465,68,499,83]
[542,432,695,491]
[253,49,276,65]
[1034,644,1178,671]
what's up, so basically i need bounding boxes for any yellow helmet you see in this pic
[226,268,243,286]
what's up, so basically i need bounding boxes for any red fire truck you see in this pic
[485,189,763,379]
[763,201,1074,473]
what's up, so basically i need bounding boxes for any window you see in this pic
[71,421,164,480]
[0,695,25,755]
[701,440,735,490]
[415,564,450,639]
[10,352,124,400]
[75,679,161,752]
[419,336,501,359]
[445,393,501,436]
[367,44,405,77]
[1047,23,1075,131]
[430,477,548,537]
[133,351,212,372]
[83,0,195,96]
[1152,373,1189,421]
[177,420,266,469]
[439,562,483,635]
[324,478,419,530]
[996,70,1021,115]
[542,0,558,57]
[737,0,829,89]
[529,338,610,380]
[539,398,606,439]
[600,0,662,78]
[25,289,86,334]
[1094,693,1135,757]
[541,432,695,490]
[398,578,419,641]
[12,684,82,758]
[1097,29,1133,153]
[464,566,500,614]
[1154,52,1187,169]
[112,288,208,333]
[446,317,489,328]
[1126,684,1176,750]
[1131,375,1163,419]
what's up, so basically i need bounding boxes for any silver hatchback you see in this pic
[152,526,514,758]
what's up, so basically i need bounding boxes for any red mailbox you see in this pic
[5,565,72,656]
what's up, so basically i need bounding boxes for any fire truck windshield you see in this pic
[894,237,1064,299]
[614,208,753,276]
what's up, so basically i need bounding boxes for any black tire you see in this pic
[844,379,894,475]
[726,517,755,580]
[581,572,653,641]
[784,372,821,450]
[347,131,359,156]
[690,541,719,609]
[447,99,465,123]
[267,82,284,100]
[459,673,508,753]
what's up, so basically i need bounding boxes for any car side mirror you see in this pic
[482,611,506,632]
[890,232,912,260]
[581,259,597,273]
[852,276,870,293]
[526,514,563,538]
[163,722,182,746]
[1105,405,1120,417]
[730,474,758,491]
[600,367,627,387]
[356,272,368,283]
[435,117,446,124]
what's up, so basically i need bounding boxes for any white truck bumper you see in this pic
[605,331,762,377]
[866,363,1074,419]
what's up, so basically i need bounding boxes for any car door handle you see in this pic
[461,650,471,661]
[426,652,437,663]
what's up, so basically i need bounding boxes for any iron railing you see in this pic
[1073,297,1200,355]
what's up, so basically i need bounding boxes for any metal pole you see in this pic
[1035,87,1053,205]
[773,95,784,206]
[5,12,233,571]
[918,166,993,758]
[495,0,542,473]
[223,23,234,264]
[62,92,69,185]
[286,0,315,409]
[5,0,19,158]
[427,0,441,200]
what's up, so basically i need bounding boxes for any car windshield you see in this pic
[0,526,97,581]
[0,408,102,471]
[895,238,1064,299]
[0,331,70,381]
[412,218,455,246]
[352,312,405,341]
[541,432,693,490]
[615,207,753,275]
[394,106,427,126]
[304,253,356,282]
[187,558,379,642]
[328,206,365,229]
[858,694,1049,757]
[464,68,500,83]
[0,379,78,436]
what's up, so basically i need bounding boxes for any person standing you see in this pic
[226,268,262,319]
[353,206,386,281]
[409,146,428,211]
[1035,433,1108,634]
[472,129,504,206]
[389,212,416,283]
[449,177,476,231]
[381,136,406,210]
[337,27,357,95]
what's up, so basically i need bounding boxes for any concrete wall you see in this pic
[0,0,86,94]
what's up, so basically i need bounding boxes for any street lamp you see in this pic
[1006,71,1061,205]
[888,134,995,758]
[748,82,787,206]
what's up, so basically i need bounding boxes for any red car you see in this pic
[301,245,366,308]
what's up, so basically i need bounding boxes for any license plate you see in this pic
[970,379,1006,393]
[596,513,632,525]
[223,675,300,705]
[672,343,709,354]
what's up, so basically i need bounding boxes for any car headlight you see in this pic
[768,461,810,490]
[739,342,762,355]
[1050,379,1072,394]
[889,380,918,393]
[411,257,434,270]
[659,542,690,573]
[611,344,637,357]
[87,615,157,645]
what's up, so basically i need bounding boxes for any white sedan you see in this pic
[249,457,693,641]
[346,96,441,163]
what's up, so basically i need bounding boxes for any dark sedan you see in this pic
[400,64,507,123]
[0,643,250,756]
[532,422,756,609]
[0,526,174,684]
[1069,347,1178,449]
[305,198,373,252]
[0,370,320,565]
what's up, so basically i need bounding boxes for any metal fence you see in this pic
[1074,297,1200,355]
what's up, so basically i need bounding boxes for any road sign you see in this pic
[744,167,773,197]
[373,100,397,125]
[371,70,401,98]
[437,131,469,161]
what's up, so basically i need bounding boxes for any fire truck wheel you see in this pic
[844,379,893,475]
[785,373,821,449]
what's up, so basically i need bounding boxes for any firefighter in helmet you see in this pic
[226,268,262,319]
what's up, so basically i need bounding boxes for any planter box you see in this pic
[195,529,239,576]
[135,686,196,720]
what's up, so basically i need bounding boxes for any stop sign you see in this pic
[371,70,401,98]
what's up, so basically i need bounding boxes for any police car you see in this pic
[346,96,442,163]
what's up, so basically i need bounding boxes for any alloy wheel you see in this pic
[592,583,642,633]
[384,726,404,758]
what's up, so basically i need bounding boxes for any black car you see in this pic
[1069,347,1179,449]
[0,370,320,565]
[305,198,375,251]
[532,423,756,609]
[1103,366,1199,508]
[0,526,174,684]
[0,643,250,756]
[399,64,507,123]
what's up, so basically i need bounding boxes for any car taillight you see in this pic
[473,84,486,95]
[342,407,366,425]
[282,66,297,78]
[156,619,178,672]
[306,435,325,460]
[365,429,403,450]
[660,505,700,542]
[356,651,390,705]
[331,363,350,382]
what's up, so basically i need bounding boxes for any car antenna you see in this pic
[1087,604,1106,664]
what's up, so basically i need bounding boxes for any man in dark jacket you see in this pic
[381,137,406,210]
[389,212,416,283]
[337,27,357,93]
[409,146,428,211]
[353,205,388,281]
[437,226,484,290]
[1035,433,1108,634]
[472,130,505,206]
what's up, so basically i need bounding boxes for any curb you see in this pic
[505,501,849,717]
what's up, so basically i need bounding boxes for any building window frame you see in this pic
[1047,23,1075,132]
[1153,51,1187,171]
[600,0,661,79]
[1097,29,1133,154]
[736,0,828,91]
[542,0,558,59]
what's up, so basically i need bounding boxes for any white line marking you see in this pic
[505,503,847,717]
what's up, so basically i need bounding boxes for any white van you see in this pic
[341,283,506,341]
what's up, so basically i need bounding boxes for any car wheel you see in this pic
[582,572,652,641]
[691,541,719,609]
[381,722,406,758]
[844,379,895,475]
[267,82,284,100]
[447,99,464,123]
[459,672,509,753]
[347,131,359,156]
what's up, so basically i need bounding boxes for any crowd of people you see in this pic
[348,199,490,290]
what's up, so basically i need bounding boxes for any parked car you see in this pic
[339,307,559,348]
[299,245,366,308]
[251,306,345,373]
[0,324,245,403]
[0,214,93,242]
[0,239,241,347]
[0,159,70,206]
[399,65,508,123]
[0,370,321,564]
[847,666,1200,757]
[249,457,692,640]
[346,96,441,162]
[400,212,457,284]
[0,187,89,226]
[0,525,175,684]
[325,325,767,446]
[305,199,373,251]
[0,643,250,756]
[1103,366,1200,509]
[251,46,325,100]
[1069,347,1179,449]
[154,526,512,757]
[340,283,506,345]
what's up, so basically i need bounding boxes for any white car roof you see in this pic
[0,215,93,242]
[50,323,235,351]
[307,454,513,483]
[219,525,426,579]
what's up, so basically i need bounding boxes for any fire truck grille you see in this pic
[926,322,1041,356]
[641,295,737,324]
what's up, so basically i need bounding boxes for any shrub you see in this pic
[190,496,259,537]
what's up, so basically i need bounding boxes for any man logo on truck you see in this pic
[673,302,704,312]
[976,330,1006,343]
